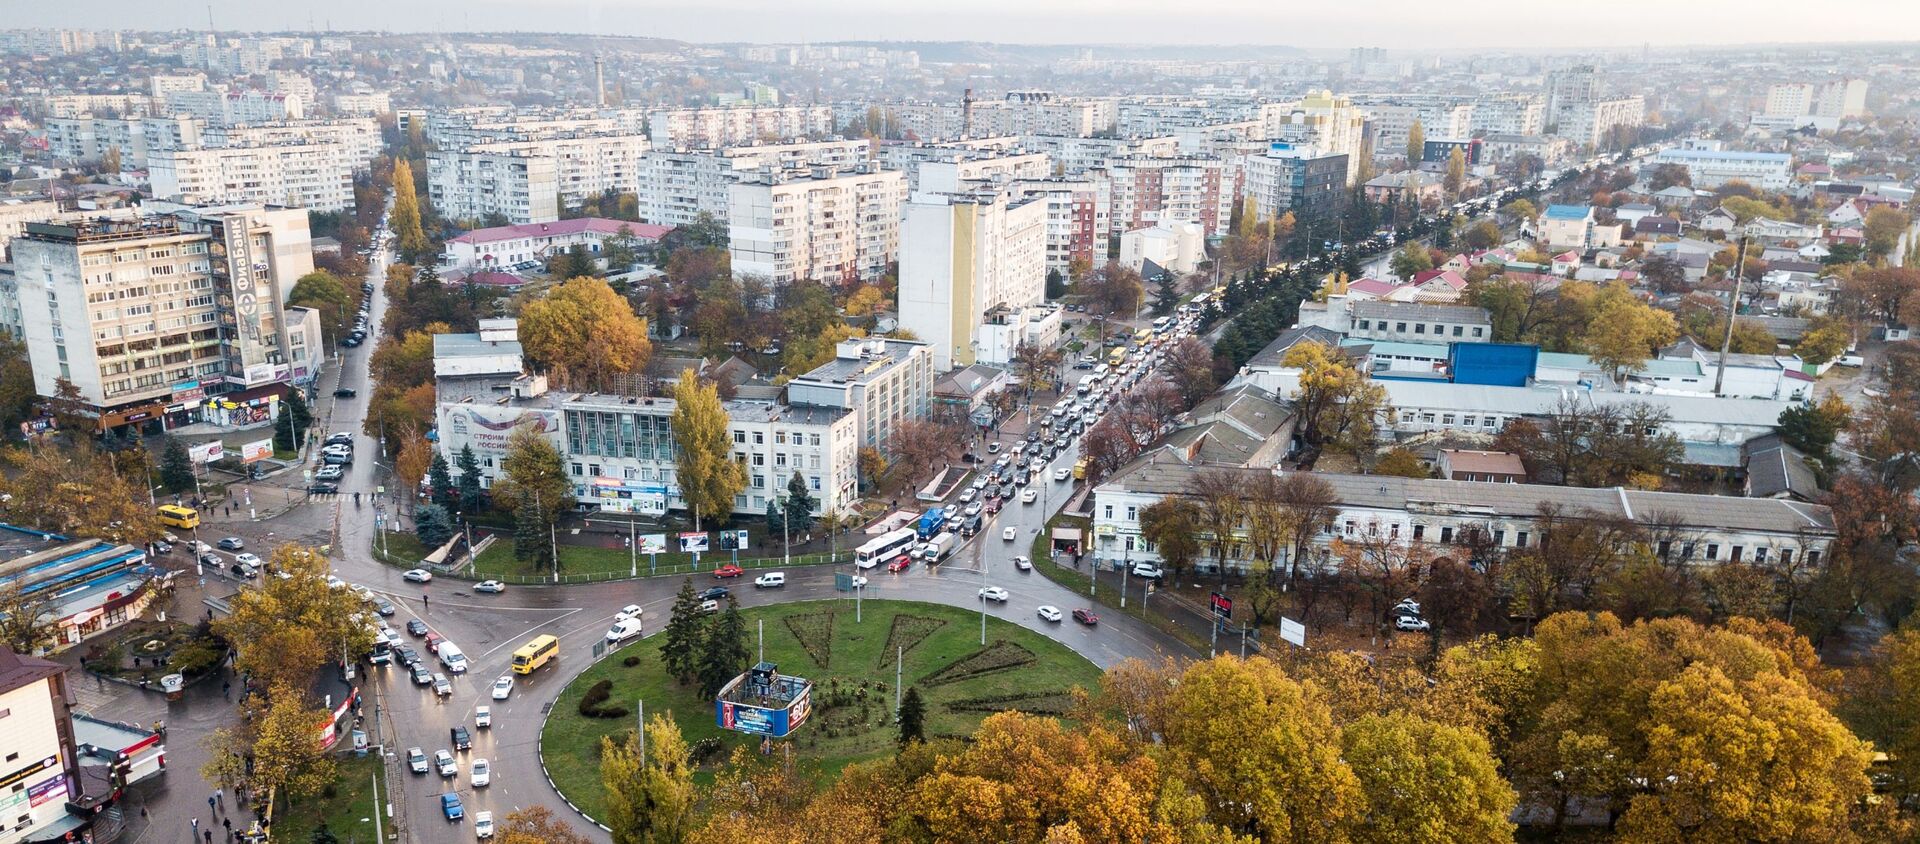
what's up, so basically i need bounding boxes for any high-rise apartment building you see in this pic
[635,139,874,227]
[149,144,358,211]
[163,90,305,125]
[1242,144,1349,221]
[1544,66,1644,147]
[11,206,321,431]
[727,166,907,285]
[429,133,652,224]
[1814,79,1868,119]
[331,92,393,116]
[899,190,1048,370]
[646,105,835,149]
[1472,94,1546,137]
[1359,99,1475,161]
[1006,177,1111,273]
[1764,83,1816,118]
[1265,91,1369,186]
[1105,156,1235,238]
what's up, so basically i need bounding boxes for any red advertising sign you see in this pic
[1209,592,1233,621]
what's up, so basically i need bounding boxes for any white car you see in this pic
[606,617,644,643]
[1029,457,1047,472]
[474,811,495,839]
[1130,563,1164,580]
[1037,605,1064,623]
[474,706,491,728]
[235,552,263,567]
[850,575,868,589]
[755,572,786,588]
[407,746,429,774]
[964,502,983,517]
[434,749,457,778]
[957,488,977,503]
[1013,556,1032,571]
[473,580,506,593]
[491,676,513,700]
[1394,616,1432,632]
[979,586,1009,602]
[1021,489,1038,504]
[616,604,644,621]
[403,568,433,583]
[470,758,491,787]
[1053,467,1071,481]
[1003,526,1019,541]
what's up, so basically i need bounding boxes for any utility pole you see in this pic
[894,646,903,719]
[629,518,637,578]
[1715,233,1750,397]
[637,699,645,766]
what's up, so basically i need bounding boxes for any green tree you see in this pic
[389,158,429,261]
[273,404,298,452]
[660,578,705,685]
[309,825,340,844]
[1793,320,1851,365]
[455,444,485,512]
[602,224,641,272]
[159,437,195,493]
[1777,395,1849,461]
[513,495,552,570]
[1499,198,1537,223]
[0,578,57,655]
[491,427,572,526]
[1390,243,1434,280]
[1138,497,1203,580]
[428,451,454,509]
[1045,268,1067,299]
[288,271,353,346]
[1864,206,1909,261]
[1373,447,1428,478]
[897,686,926,746]
[763,495,785,534]
[782,471,816,534]
[1405,120,1426,167]
[698,594,750,696]
[602,713,697,844]
[548,244,598,281]
[0,338,37,433]
[415,503,455,547]
[670,370,746,530]
[283,389,311,441]
[1152,270,1181,316]
[1583,282,1679,380]
[1463,219,1501,250]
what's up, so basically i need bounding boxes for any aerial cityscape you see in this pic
[0,9,1916,844]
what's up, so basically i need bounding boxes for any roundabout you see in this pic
[537,599,1104,822]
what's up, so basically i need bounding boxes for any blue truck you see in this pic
[917,508,945,538]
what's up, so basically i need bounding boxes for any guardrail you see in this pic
[372,541,846,585]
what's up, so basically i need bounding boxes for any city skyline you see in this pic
[16,0,1917,50]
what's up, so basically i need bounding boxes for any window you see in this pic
[1516,531,1528,548]
[1344,520,1356,537]
[1452,325,1463,337]
[1657,540,1672,558]
[1412,524,1425,541]
[1395,322,1407,332]
[809,476,821,491]
[1432,324,1444,335]
[775,432,787,445]
[1706,543,1719,560]
[809,434,821,446]
[1730,546,1743,562]
[1440,526,1454,543]
[1754,547,1768,564]
[753,474,766,488]
[1493,530,1506,546]
[1103,505,1114,519]
[1358,319,1371,329]
[1807,550,1820,567]
[1414,323,1426,334]
[751,454,765,466]
[570,462,583,475]
[732,430,745,443]
[1472,327,1484,338]
[1780,549,1793,566]
[1441,414,1456,425]
[1463,415,1476,427]
[1125,505,1137,521]
[753,432,764,444]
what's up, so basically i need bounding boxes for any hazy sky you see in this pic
[19,0,1916,49]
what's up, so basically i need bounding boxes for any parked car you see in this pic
[230,561,258,578]
[217,537,245,551]
[403,568,433,583]
[1036,605,1064,623]
[314,465,344,481]
[1394,616,1432,632]
[1072,608,1100,626]
[325,432,354,446]
[473,580,506,593]
[408,747,428,774]
[979,586,1009,602]
[1130,563,1163,580]
[373,598,396,616]
[333,387,357,398]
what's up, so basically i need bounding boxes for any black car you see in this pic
[199,553,222,568]
[333,387,357,398]
[698,586,730,602]
[342,335,363,348]
[307,482,339,494]
[1026,430,1040,443]
[230,561,258,578]
[151,541,172,555]
[407,619,430,636]
[396,645,420,667]
[451,726,472,751]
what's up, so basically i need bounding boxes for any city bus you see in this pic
[1133,327,1153,344]
[855,527,918,570]
[1106,347,1127,367]
[510,634,560,675]
[156,505,200,530]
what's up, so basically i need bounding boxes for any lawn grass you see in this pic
[272,754,383,844]
[539,599,1101,821]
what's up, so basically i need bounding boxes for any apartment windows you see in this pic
[1473,327,1484,338]
[1807,550,1820,567]
[1730,546,1743,563]
[753,474,765,489]
[1344,520,1356,537]
[1103,505,1113,519]
[1452,325,1463,337]
[1125,505,1137,521]
[1395,322,1406,332]
[1706,543,1719,560]
[1754,547,1768,564]
[733,430,745,444]
[1414,323,1426,334]
[1516,531,1529,548]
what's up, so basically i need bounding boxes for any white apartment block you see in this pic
[635,139,874,228]
[0,650,83,844]
[200,119,384,170]
[1764,84,1815,118]
[723,402,861,519]
[893,94,1112,142]
[914,153,1051,194]
[1006,177,1112,274]
[1361,100,1475,161]
[1562,96,1645,148]
[1265,90,1369,185]
[40,94,153,119]
[429,133,651,225]
[332,92,392,116]
[1653,142,1793,191]
[45,115,203,167]
[647,105,835,149]
[727,166,907,285]
[12,206,316,429]
[149,143,357,212]
[163,89,305,125]
[1472,94,1546,136]
[1023,135,1180,176]
[424,107,649,148]
[149,73,207,98]
[1106,155,1235,237]
[1543,65,1644,147]
[0,199,61,259]
[1770,80,1868,120]
[900,190,1048,370]
[786,337,935,455]
[269,72,317,106]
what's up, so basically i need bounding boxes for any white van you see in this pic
[438,642,468,674]
[755,572,786,588]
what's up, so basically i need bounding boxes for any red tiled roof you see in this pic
[1348,278,1405,297]
[1411,269,1467,290]
[449,218,671,246]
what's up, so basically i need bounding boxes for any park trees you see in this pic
[1011,340,1064,397]
[670,370,745,531]
[602,711,697,844]
[428,450,454,508]
[288,270,355,346]
[414,503,455,547]
[0,441,161,544]
[1341,712,1516,844]
[660,579,704,684]
[1389,243,1434,280]
[520,277,653,391]
[491,426,572,564]
[159,437,195,493]
[1404,120,1425,167]
[896,686,926,746]
[1081,261,1145,317]
[455,444,485,512]
[1164,337,1218,409]
[0,578,57,654]
[698,594,750,696]
[1778,395,1849,465]
[215,543,374,693]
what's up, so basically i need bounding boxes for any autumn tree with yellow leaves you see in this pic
[519,277,653,391]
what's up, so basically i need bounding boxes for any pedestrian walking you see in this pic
[205,829,213,844]
[223,818,232,835]
[139,805,148,820]
[207,796,215,813]
[216,787,224,808]
[191,818,199,834]
[222,681,230,701]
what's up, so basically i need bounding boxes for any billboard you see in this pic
[638,534,668,554]
[1210,592,1233,621]
[716,684,812,738]
[191,441,225,464]
[443,405,561,461]
[240,439,273,463]
[1279,617,1307,648]
[718,530,750,551]
[678,532,709,553]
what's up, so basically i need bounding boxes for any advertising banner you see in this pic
[191,441,225,464]
[678,532,710,553]
[1279,617,1307,648]
[1210,592,1233,621]
[638,534,668,554]
[240,439,273,463]
[718,530,750,551]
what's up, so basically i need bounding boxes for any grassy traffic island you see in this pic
[540,599,1102,821]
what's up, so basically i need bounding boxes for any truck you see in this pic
[917,508,945,538]
[925,531,957,564]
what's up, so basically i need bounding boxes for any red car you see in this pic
[1072,608,1099,626]
[713,564,744,578]
[424,632,444,653]
[984,498,1002,514]
[886,555,913,573]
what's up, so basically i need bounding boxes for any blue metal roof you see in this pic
[1544,204,1591,220]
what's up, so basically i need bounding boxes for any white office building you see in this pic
[727,166,907,285]
[899,190,1048,370]
[1653,141,1793,191]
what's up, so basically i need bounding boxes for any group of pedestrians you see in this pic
[189,788,265,843]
